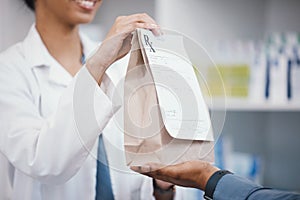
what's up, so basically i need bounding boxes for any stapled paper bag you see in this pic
[124,29,214,166]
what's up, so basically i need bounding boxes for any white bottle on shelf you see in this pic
[268,45,288,104]
[249,43,267,102]
[291,46,300,102]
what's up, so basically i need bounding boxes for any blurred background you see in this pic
[1,0,300,198]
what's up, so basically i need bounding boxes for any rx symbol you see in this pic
[144,34,156,53]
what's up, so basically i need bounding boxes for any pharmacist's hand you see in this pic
[86,13,160,84]
[104,13,160,63]
[131,161,219,191]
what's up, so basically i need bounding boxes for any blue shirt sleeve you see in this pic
[213,174,300,200]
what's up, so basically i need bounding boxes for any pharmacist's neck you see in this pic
[35,12,83,76]
[35,18,81,58]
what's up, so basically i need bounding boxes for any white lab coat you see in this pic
[0,25,185,200]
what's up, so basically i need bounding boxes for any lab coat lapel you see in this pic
[23,24,73,87]
[23,25,49,69]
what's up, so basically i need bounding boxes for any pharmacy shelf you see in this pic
[207,98,300,111]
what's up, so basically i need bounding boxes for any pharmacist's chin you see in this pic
[67,12,97,25]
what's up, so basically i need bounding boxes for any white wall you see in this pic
[0,0,34,51]
[156,0,300,49]
[156,0,266,51]
[265,0,300,33]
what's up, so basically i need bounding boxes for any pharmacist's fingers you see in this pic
[125,13,157,26]
[106,13,161,39]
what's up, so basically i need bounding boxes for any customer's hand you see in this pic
[131,161,219,190]
[86,13,160,84]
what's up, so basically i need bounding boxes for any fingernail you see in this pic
[150,23,159,28]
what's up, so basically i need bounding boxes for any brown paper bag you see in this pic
[124,30,214,166]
